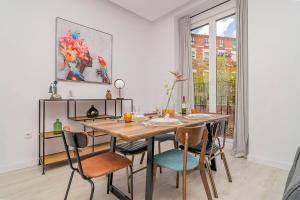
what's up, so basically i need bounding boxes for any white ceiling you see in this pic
[109,0,195,21]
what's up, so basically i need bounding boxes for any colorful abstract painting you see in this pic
[56,18,112,84]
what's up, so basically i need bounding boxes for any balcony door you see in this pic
[191,3,236,138]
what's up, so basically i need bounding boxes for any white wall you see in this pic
[248,0,300,169]
[0,0,151,173]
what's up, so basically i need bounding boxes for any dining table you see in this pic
[81,113,229,200]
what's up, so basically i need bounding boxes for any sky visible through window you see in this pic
[191,15,236,38]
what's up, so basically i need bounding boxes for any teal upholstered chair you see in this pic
[139,133,177,173]
[154,133,176,173]
[153,126,212,200]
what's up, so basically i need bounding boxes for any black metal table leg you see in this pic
[206,123,217,171]
[145,137,155,200]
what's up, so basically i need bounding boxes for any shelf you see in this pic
[40,151,74,165]
[67,98,133,101]
[40,140,126,165]
[69,115,114,121]
[87,130,108,137]
[40,131,62,139]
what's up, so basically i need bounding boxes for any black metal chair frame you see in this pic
[62,131,134,200]
[116,141,148,194]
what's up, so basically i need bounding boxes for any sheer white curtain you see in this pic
[178,16,194,108]
[232,0,249,158]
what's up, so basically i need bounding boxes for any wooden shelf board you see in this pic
[69,115,114,121]
[41,151,74,165]
[40,131,62,139]
[40,140,126,165]
[87,131,108,137]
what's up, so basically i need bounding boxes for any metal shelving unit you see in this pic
[38,98,133,174]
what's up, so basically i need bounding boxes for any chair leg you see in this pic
[158,142,162,174]
[126,167,131,193]
[87,180,95,200]
[64,170,75,200]
[130,165,134,200]
[106,175,110,194]
[221,152,232,182]
[205,160,218,198]
[173,140,178,149]
[199,162,213,200]
[140,152,145,165]
[182,171,187,200]
[152,165,158,194]
[176,171,179,189]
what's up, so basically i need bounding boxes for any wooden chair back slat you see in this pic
[176,126,205,146]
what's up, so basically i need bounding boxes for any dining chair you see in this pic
[61,126,133,200]
[115,140,148,193]
[153,126,212,200]
[138,134,177,172]
[187,120,232,198]
[154,133,177,173]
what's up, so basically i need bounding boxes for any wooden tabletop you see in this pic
[81,114,229,141]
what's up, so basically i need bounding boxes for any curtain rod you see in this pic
[190,0,232,18]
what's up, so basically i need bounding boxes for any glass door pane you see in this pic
[216,15,237,138]
[191,24,210,112]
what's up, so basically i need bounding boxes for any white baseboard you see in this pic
[247,154,291,171]
[0,159,38,175]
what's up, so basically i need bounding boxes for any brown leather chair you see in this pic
[62,126,133,200]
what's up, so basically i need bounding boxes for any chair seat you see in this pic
[116,141,148,155]
[154,133,175,142]
[81,152,131,178]
[154,149,199,171]
[180,143,220,155]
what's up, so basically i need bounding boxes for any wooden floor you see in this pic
[0,143,288,200]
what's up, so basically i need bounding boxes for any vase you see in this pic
[163,95,176,118]
[106,90,112,99]
[53,119,62,134]
[87,105,99,118]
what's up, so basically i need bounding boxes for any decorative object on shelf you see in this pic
[124,112,132,123]
[49,81,62,100]
[87,105,99,118]
[53,119,62,134]
[106,90,112,99]
[163,71,186,118]
[114,79,125,99]
[67,88,74,99]
[56,17,112,84]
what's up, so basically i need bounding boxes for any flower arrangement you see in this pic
[164,71,186,112]
[59,31,89,81]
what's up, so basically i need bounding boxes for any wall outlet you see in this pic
[24,133,32,139]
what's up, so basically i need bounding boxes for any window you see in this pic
[219,39,224,48]
[191,24,210,112]
[204,37,209,46]
[191,2,236,138]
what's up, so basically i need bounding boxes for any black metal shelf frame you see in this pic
[38,98,133,174]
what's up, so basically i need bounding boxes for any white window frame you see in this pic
[191,2,235,112]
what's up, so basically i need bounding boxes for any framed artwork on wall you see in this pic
[56,17,112,84]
